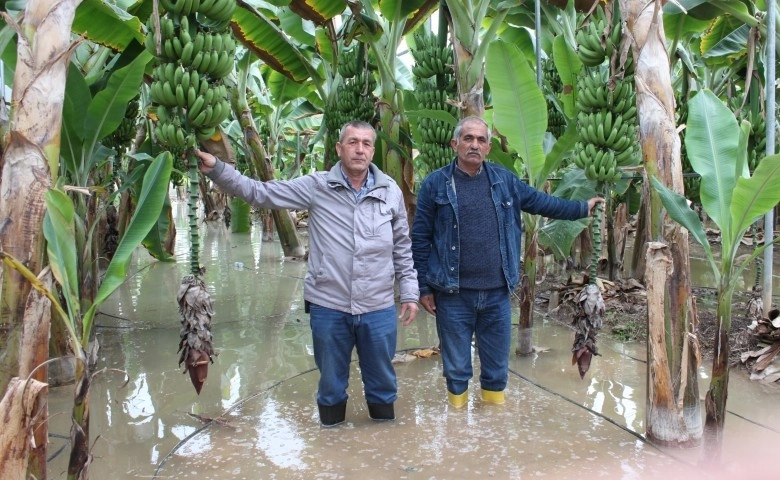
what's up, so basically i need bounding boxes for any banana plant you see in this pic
[651,89,780,460]
[1,151,172,480]
[341,0,435,211]
[444,0,516,117]
[485,38,595,354]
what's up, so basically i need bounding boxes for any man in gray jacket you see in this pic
[195,120,419,426]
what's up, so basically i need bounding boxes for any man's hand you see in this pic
[587,197,606,215]
[194,149,217,173]
[399,302,419,326]
[419,294,436,316]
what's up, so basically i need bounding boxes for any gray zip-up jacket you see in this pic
[205,159,419,315]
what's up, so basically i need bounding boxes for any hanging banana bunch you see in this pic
[145,0,237,395]
[570,2,640,378]
[409,27,457,176]
[542,58,566,139]
[572,69,638,183]
[574,5,618,68]
[108,96,140,156]
[323,43,377,162]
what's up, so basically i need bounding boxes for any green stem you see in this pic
[188,151,200,276]
[589,188,604,283]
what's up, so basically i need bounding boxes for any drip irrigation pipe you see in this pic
[152,366,319,478]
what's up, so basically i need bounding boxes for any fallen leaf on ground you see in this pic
[411,348,439,358]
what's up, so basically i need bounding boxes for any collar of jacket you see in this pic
[327,161,390,189]
[444,159,497,182]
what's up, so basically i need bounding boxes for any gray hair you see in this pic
[338,120,377,143]
[452,116,492,143]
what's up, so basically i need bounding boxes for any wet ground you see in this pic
[46,201,780,479]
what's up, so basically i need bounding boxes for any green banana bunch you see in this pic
[409,34,458,177]
[410,27,454,79]
[573,56,641,181]
[147,0,237,152]
[108,96,140,153]
[338,47,360,79]
[576,71,611,112]
[329,72,377,131]
[541,58,567,138]
[575,4,620,68]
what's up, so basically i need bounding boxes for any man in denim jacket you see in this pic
[196,120,419,426]
[411,116,603,407]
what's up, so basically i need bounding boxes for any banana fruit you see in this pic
[572,4,641,183]
[147,0,238,152]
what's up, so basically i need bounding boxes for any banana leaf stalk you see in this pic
[746,222,764,318]
[572,197,605,378]
[177,151,216,394]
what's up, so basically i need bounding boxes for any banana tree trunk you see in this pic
[68,357,91,479]
[0,377,48,480]
[622,0,701,446]
[703,289,733,461]
[377,96,416,217]
[233,100,305,258]
[0,0,82,476]
[517,226,538,355]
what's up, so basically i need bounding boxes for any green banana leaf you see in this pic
[61,51,151,182]
[266,68,317,106]
[538,168,595,260]
[83,151,172,341]
[496,22,537,62]
[551,34,582,119]
[278,5,317,48]
[43,154,171,341]
[43,190,82,323]
[142,187,175,262]
[288,0,347,25]
[702,21,750,59]
[684,89,739,249]
[378,0,429,23]
[651,175,713,263]
[485,39,546,184]
[729,155,780,257]
[652,91,780,286]
[87,51,152,142]
[234,3,318,83]
[73,0,145,51]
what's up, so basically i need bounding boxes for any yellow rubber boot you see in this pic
[481,389,505,405]
[447,390,468,409]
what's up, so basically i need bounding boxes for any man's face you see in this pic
[451,120,491,170]
[335,126,375,177]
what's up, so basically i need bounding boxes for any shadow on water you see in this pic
[46,198,780,479]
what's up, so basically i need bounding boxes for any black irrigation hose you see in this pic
[152,366,320,479]
[507,365,700,469]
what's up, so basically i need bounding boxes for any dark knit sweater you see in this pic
[454,167,506,290]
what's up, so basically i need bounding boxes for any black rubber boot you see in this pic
[367,403,395,421]
[318,402,347,427]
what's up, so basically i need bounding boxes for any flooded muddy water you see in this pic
[45,199,780,479]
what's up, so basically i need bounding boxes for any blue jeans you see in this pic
[309,303,399,406]
[434,288,511,395]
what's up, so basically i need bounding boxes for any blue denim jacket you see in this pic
[411,160,588,296]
